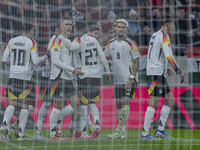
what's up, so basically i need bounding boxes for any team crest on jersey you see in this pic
[112,47,115,50]
[122,46,126,50]
[54,48,58,52]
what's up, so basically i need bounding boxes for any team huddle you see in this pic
[0,15,184,141]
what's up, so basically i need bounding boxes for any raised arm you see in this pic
[58,34,80,51]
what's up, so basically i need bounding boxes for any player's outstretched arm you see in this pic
[31,51,48,66]
[31,40,48,66]
[58,35,80,51]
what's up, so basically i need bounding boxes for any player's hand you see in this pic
[167,67,175,77]
[125,78,134,89]
[74,67,84,75]
[40,63,45,67]
[179,72,184,83]
[73,72,77,81]
[54,28,61,36]
[106,73,112,84]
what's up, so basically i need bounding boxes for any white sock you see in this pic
[50,107,60,137]
[116,105,129,133]
[57,105,76,131]
[2,105,15,127]
[142,106,155,136]
[75,105,87,134]
[3,105,15,134]
[158,105,171,131]
[36,102,52,134]
[88,104,99,128]
[86,107,93,127]
[28,105,35,117]
[117,108,125,132]
[86,113,93,127]
[18,109,29,137]
[116,108,121,121]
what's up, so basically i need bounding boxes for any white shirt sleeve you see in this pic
[58,34,80,51]
[2,48,10,66]
[162,34,181,74]
[104,42,111,58]
[30,40,48,66]
[97,44,110,74]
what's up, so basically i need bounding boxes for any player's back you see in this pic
[146,30,167,76]
[8,35,35,80]
[76,34,102,78]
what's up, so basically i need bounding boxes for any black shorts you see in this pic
[114,79,138,99]
[147,75,171,97]
[40,76,52,101]
[78,78,100,104]
[4,78,35,100]
[50,77,78,100]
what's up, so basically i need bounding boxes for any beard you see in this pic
[117,32,124,37]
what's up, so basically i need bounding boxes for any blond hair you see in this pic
[116,18,128,26]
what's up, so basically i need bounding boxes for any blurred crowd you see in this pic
[1,0,200,56]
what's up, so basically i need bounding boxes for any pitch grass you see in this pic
[0,128,200,150]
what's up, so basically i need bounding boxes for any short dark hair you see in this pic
[87,19,99,26]
[21,23,33,33]
[178,7,185,11]
[75,21,86,31]
[162,14,175,25]
[88,25,99,32]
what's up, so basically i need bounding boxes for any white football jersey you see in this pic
[104,37,140,84]
[146,30,181,76]
[2,35,48,81]
[41,35,56,78]
[50,36,74,80]
[72,34,110,79]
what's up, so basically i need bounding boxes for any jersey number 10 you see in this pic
[12,49,26,66]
